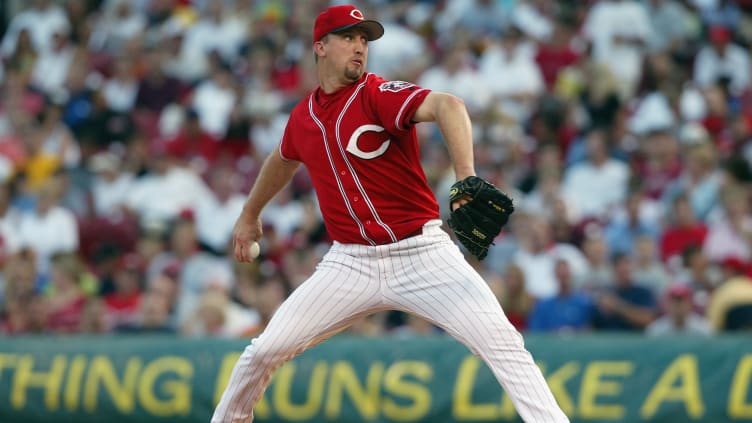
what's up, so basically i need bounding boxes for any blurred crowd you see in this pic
[1,0,752,338]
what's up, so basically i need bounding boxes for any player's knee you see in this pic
[244,337,290,366]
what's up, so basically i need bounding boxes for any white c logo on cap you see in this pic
[350,9,364,20]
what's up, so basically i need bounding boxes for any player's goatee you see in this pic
[345,67,362,81]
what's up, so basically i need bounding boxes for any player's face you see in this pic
[326,29,369,82]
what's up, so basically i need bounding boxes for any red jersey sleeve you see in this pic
[367,76,431,135]
[279,109,301,162]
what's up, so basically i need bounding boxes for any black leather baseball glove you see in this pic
[447,176,514,260]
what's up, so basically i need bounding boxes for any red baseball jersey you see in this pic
[279,72,439,245]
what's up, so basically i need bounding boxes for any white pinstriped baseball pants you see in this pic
[211,220,569,422]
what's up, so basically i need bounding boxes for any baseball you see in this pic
[249,241,260,259]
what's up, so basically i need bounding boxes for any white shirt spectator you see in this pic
[583,0,652,97]
[512,1,553,42]
[18,205,79,270]
[261,188,306,239]
[0,206,23,258]
[127,165,214,222]
[646,313,713,336]
[195,192,245,253]
[647,0,692,52]
[562,159,630,219]
[0,3,69,56]
[417,49,490,114]
[31,37,75,96]
[179,6,245,79]
[629,91,676,135]
[90,152,134,217]
[92,173,134,217]
[368,22,427,79]
[192,77,236,139]
[694,42,751,94]
[101,76,138,113]
[88,0,147,52]
[251,113,288,158]
[514,243,588,299]
[479,40,543,121]
[703,219,752,261]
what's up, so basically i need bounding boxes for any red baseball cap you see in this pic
[666,283,692,301]
[313,4,384,42]
[709,25,731,44]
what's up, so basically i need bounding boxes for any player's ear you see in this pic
[313,37,327,59]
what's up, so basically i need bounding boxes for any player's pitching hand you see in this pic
[232,216,263,262]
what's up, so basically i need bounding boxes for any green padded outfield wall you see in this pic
[0,335,751,422]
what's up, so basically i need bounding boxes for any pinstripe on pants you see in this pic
[211,220,569,422]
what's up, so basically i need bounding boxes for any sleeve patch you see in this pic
[378,81,416,93]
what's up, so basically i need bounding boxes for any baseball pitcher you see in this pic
[211,4,569,422]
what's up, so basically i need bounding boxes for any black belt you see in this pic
[403,227,424,240]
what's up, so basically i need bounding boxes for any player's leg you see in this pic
[211,250,382,423]
[383,232,569,423]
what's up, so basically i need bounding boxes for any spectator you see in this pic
[88,151,134,218]
[577,232,615,293]
[646,283,713,335]
[195,166,245,254]
[417,42,489,116]
[561,129,630,220]
[492,264,535,331]
[88,0,147,53]
[513,214,588,299]
[163,108,220,175]
[241,273,291,337]
[528,259,595,332]
[0,0,70,57]
[582,0,652,98]
[512,0,555,43]
[134,49,185,119]
[646,0,694,53]
[660,194,708,263]
[706,259,752,331]
[604,189,662,256]
[103,253,144,330]
[632,235,672,296]
[693,24,751,95]
[634,129,683,201]
[125,146,213,222]
[533,12,581,89]
[677,244,722,311]
[0,181,23,262]
[17,179,79,272]
[3,29,38,76]
[25,101,81,189]
[30,24,77,96]
[114,289,175,334]
[100,56,139,114]
[44,253,89,333]
[703,184,752,261]
[190,65,238,139]
[479,26,545,123]
[662,142,722,221]
[593,253,658,331]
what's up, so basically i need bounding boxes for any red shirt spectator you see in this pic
[163,110,221,173]
[661,195,708,262]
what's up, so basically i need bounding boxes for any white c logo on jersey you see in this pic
[346,124,391,159]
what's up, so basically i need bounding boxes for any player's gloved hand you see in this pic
[447,176,514,260]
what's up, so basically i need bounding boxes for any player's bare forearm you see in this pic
[413,92,475,180]
[241,147,301,219]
